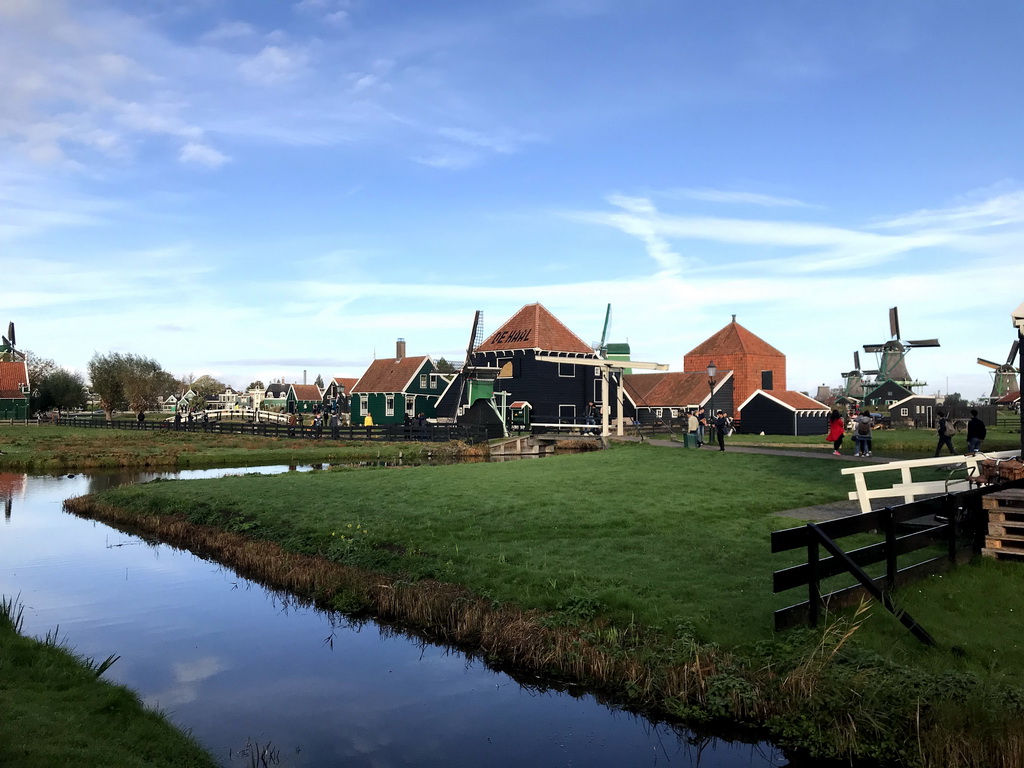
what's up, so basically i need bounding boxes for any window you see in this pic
[406,395,416,415]
[360,395,368,415]
[385,395,394,416]
[761,370,774,390]
[498,358,513,378]
[419,374,427,389]
[558,404,576,423]
[901,407,909,416]
[558,362,575,377]
[429,374,438,389]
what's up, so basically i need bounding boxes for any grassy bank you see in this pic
[66,441,1024,766]
[0,425,470,472]
[0,597,218,768]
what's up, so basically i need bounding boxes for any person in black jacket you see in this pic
[966,409,987,454]
[714,411,728,452]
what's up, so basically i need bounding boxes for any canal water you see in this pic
[1,468,788,767]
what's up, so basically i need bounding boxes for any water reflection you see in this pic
[0,469,788,767]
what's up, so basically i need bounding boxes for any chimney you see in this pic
[303,369,307,385]
[396,338,406,361]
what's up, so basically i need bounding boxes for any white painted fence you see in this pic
[841,450,1020,513]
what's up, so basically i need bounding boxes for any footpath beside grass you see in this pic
[66,440,1024,767]
[0,597,217,768]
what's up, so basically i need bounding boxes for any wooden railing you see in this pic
[841,450,1020,514]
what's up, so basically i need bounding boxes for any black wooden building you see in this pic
[737,390,830,436]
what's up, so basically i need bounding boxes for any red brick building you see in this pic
[683,316,786,417]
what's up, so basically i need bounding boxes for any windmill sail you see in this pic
[861,306,938,389]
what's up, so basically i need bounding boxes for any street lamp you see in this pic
[707,359,717,413]
[1012,303,1024,455]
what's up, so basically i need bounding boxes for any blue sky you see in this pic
[4,0,1023,399]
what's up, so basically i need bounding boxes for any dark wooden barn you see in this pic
[737,390,829,436]
[887,395,937,429]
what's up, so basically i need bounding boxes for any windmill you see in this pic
[840,351,878,398]
[977,340,1021,402]
[862,307,939,389]
[593,303,611,357]
[0,321,24,362]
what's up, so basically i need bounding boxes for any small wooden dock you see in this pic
[982,488,1024,560]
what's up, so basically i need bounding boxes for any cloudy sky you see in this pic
[4,0,1023,399]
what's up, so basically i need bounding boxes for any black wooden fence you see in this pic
[61,415,500,443]
[771,481,1024,642]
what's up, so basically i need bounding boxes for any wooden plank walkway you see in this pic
[982,488,1024,560]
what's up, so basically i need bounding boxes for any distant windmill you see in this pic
[0,321,24,362]
[840,350,878,398]
[977,340,1021,401]
[593,303,611,357]
[862,307,939,389]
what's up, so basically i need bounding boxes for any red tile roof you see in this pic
[290,384,323,402]
[739,389,828,412]
[685,318,785,359]
[353,355,429,393]
[623,371,729,407]
[333,377,359,394]
[0,472,26,497]
[0,361,29,399]
[476,303,593,355]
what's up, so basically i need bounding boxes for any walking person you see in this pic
[853,410,873,456]
[714,411,728,451]
[934,410,956,457]
[826,409,845,455]
[966,409,987,454]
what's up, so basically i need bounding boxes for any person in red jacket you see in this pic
[826,409,846,456]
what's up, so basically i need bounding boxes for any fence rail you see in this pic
[58,414,498,443]
[772,479,1024,637]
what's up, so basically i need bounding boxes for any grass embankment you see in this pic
[0,425,463,472]
[67,441,1024,767]
[0,597,217,768]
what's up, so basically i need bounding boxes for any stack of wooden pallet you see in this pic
[983,487,1024,559]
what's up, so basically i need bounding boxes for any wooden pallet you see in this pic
[983,489,1024,558]
[982,488,1024,511]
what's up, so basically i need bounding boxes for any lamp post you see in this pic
[707,359,717,416]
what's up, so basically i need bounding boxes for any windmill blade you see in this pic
[905,338,940,347]
[854,351,861,370]
[1008,340,1021,365]
[863,344,885,353]
[863,369,880,376]
[1,336,7,347]
[889,307,900,340]
[464,310,482,366]
[598,303,611,355]
[7,322,14,347]
[978,358,1002,370]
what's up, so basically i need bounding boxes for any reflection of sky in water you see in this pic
[0,470,787,768]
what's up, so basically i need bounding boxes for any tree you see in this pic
[191,374,228,400]
[88,352,170,420]
[314,373,324,389]
[246,380,265,391]
[33,368,88,413]
[434,357,457,374]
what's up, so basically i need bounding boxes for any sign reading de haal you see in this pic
[487,328,532,346]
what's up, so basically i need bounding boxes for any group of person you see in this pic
[827,409,875,457]
[684,407,731,451]
[826,407,989,458]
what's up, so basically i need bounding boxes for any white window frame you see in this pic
[559,404,576,423]
[429,374,438,389]
[901,407,908,416]
[360,395,369,415]
[406,395,416,415]
[385,395,395,417]
[558,362,575,377]
[419,374,427,389]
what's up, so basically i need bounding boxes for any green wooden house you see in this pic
[287,384,323,414]
[0,361,31,419]
[350,341,444,424]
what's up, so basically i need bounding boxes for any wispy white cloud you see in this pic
[873,190,1024,232]
[238,45,309,85]
[178,141,229,168]
[671,188,816,208]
